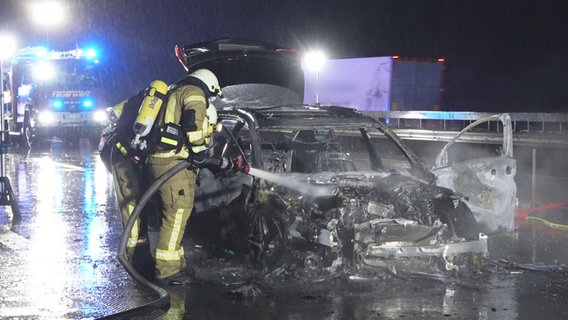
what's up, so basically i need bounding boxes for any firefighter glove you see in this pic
[187,151,206,167]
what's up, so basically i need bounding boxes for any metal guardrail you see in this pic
[363,111,568,147]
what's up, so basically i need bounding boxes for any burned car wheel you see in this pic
[248,205,287,271]
[437,200,480,241]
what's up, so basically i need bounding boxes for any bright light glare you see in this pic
[39,110,56,123]
[33,47,48,57]
[84,48,97,59]
[93,110,107,123]
[33,62,56,81]
[27,156,68,314]
[0,35,17,59]
[18,84,32,96]
[303,50,327,72]
[31,1,65,26]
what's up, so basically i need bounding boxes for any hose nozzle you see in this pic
[217,155,249,174]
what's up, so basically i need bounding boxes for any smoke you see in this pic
[514,145,568,207]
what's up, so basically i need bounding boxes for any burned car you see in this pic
[178,39,516,278]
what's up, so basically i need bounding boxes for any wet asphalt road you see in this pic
[0,139,567,319]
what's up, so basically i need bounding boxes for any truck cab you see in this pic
[6,47,108,147]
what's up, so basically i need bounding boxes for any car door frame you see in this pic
[431,113,517,234]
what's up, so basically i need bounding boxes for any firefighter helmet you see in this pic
[189,69,223,98]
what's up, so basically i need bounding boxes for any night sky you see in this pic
[1,0,567,112]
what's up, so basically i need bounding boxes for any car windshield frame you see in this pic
[217,105,436,184]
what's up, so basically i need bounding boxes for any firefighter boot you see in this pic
[131,243,156,282]
[156,265,197,286]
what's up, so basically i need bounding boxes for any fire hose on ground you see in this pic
[99,155,249,319]
[516,201,568,231]
[99,125,250,319]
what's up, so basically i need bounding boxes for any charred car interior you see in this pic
[179,39,517,279]
[193,105,488,278]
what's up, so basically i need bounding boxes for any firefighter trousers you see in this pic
[111,154,151,258]
[148,158,197,279]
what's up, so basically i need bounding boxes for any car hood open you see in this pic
[176,38,305,107]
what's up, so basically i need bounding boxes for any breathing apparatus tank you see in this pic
[107,99,127,124]
[131,80,168,147]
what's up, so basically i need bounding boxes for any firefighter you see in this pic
[100,80,168,281]
[148,68,223,285]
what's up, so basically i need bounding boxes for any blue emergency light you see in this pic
[33,47,48,58]
[84,48,97,59]
[51,100,63,109]
[82,99,93,109]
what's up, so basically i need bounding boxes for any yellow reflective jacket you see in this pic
[149,84,208,161]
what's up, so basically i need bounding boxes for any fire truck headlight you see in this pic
[38,111,56,124]
[93,110,107,123]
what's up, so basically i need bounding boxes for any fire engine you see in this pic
[2,46,108,147]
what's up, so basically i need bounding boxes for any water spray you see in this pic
[247,167,335,198]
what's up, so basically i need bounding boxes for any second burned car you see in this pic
[174,39,517,278]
